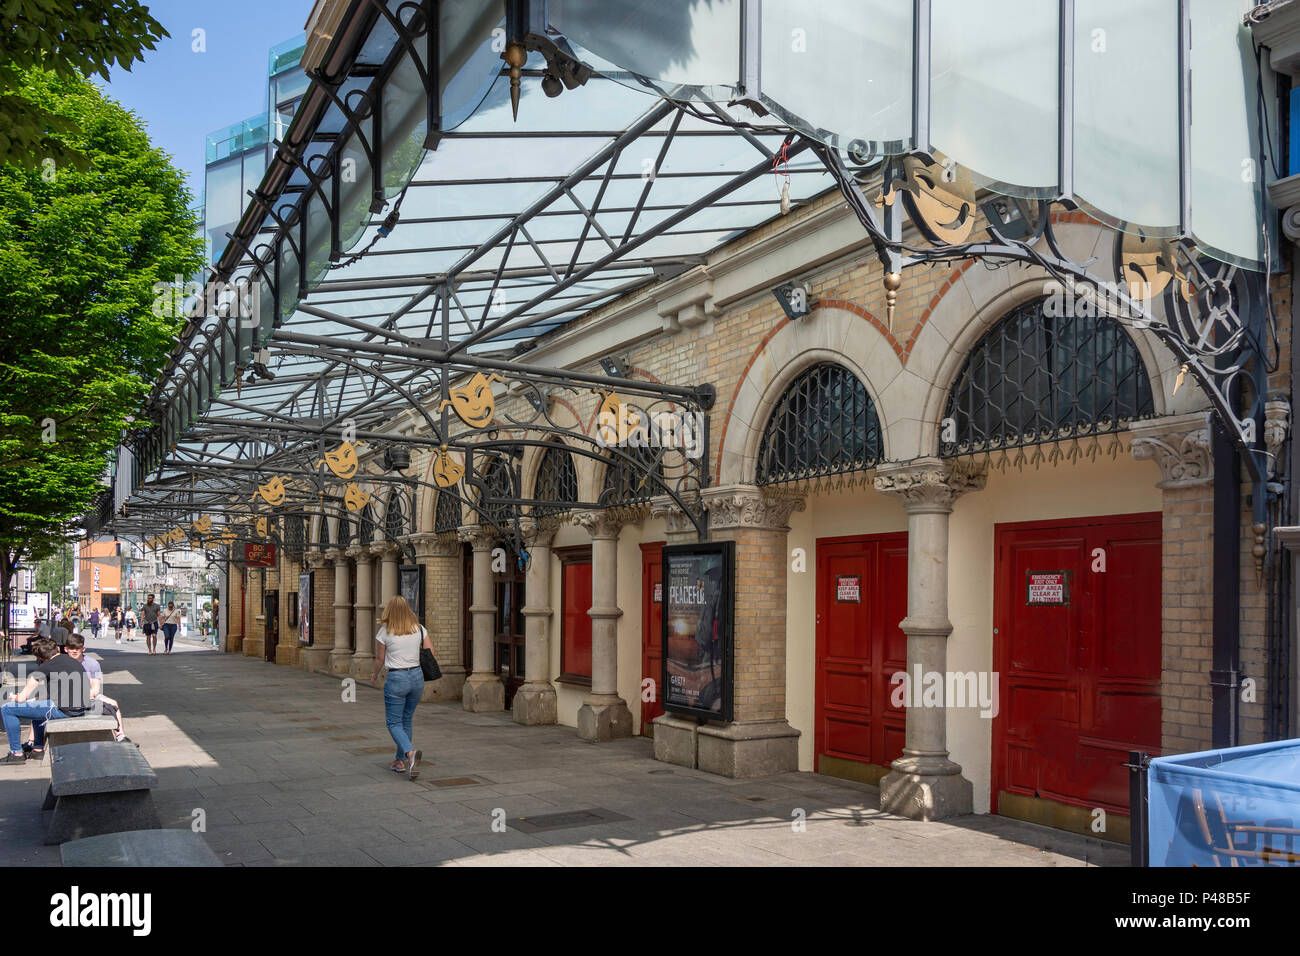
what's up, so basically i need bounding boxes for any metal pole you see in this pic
[1128,750,1150,867]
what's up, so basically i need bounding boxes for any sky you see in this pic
[96,0,314,199]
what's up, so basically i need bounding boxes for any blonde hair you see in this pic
[378,595,420,636]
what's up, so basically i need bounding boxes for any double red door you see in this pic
[815,534,909,774]
[994,514,1162,816]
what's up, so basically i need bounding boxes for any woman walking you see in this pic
[110,609,122,644]
[160,601,181,654]
[371,595,431,780]
[124,608,136,642]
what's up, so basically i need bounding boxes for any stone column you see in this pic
[376,541,400,614]
[328,549,353,675]
[411,532,466,700]
[874,458,986,821]
[347,546,376,679]
[459,526,504,712]
[514,519,558,725]
[573,510,633,740]
[1131,412,1216,754]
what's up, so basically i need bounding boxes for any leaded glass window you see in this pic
[533,443,578,517]
[357,503,375,545]
[335,511,352,546]
[435,490,460,534]
[756,363,883,485]
[939,297,1155,457]
[602,445,663,505]
[284,512,305,556]
[318,512,330,548]
[477,455,513,525]
[385,491,407,540]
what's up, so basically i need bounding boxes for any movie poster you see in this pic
[399,564,425,624]
[661,542,734,722]
[298,572,313,645]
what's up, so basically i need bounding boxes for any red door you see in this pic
[815,533,908,776]
[640,542,664,735]
[994,513,1162,817]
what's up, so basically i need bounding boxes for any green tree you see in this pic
[0,0,167,169]
[0,67,203,637]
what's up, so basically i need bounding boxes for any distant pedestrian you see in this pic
[87,608,100,640]
[125,608,136,641]
[49,617,70,647]
[110,609,122,643]
[160,601,181,654]
[372,595,430,780]
[140,595,160,654]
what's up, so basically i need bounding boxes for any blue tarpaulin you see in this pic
[1148,739,1300,867]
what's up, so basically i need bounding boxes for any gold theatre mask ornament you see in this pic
[344,482,371,512]
[438,372,502,429]
[320,441,360,480]
[432,447,464,488]
[192,514,212,534]
[255,516,270,539]
[595,390,642,447]
[252,476,287,506]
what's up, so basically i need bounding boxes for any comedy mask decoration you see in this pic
[879,153,976,245]
[252,475,286,507]
[438,372,502,429]
[344,482,371,512]
[192,514,212,534]
[595,390,643,448]
[1116,232,1191,303]
[320,441,360,480]
[432,446,464,488]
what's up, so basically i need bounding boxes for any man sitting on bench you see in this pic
[62,634,128,743]
[1,637,88,763]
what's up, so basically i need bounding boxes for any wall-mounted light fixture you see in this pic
[773,281,813,320]
[599,355,629,378]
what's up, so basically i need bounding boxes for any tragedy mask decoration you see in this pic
[1116,232,1191,303]
[344,482,371,512]
[432,447,464,488]
[192,514,212,534]
[880,153,976,245]
[438,372,503,429]
[255,516,270,539]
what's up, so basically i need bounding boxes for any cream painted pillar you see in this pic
[377,541,400,613]
[874,458,986,821]
[459,526,504,712]
[328,549,353,675]
[514,519,557,725]
[574,510,633,740]
[347,546,375,679]
[411,531,466,700]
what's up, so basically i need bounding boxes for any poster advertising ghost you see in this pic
[661,541,734,722]
[298,572,313,645]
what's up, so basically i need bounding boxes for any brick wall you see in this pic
[711,527,788,724]
[1160,482,1215,753]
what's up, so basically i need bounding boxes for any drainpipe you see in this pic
[1211,420,1242,749]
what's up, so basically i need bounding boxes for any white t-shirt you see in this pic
[375,625,426,670]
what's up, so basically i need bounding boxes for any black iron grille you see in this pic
[939,297,1155,457]
[533,443,577,517]
[603,445,662,505]
[756,362,883,485]
[434,489,460,534]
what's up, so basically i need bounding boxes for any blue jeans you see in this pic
[2,700,66,754]
[162,623,177,650]
[383,667,424,760]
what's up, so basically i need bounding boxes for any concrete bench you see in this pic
[45,715,117,748]
[60,829,222,867]
[41,741,159,845]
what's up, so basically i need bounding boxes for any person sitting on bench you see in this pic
[1,637,88,763]
[62,634,128,743]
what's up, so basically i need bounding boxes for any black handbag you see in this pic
[417,626,442,682]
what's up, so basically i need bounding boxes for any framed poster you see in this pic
[298,572,313,645]
[399,564,425,625]
[661,541,734,722]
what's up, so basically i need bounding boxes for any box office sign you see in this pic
[1026,570,1070,606]
[244,542,276,567]
[661,541,734,722]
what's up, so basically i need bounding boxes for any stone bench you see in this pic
[41,741,159,845]
[59,829,222,867]
[45,715,117,748]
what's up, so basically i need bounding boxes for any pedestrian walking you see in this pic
[371,595,432,780]
[87,608,100,640]
[160,601,181,654]
[139,595,160,654]
[110,609,122,643]
[125,608,136,641]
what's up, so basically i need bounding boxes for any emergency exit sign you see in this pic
[1026,571,1069,606]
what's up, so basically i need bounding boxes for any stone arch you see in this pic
[719,303,903,485]
[911,237,1191,457]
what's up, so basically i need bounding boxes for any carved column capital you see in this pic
[702,484,805,532]
[410,531,460,558]
[873,459,986,514]
[574,509,624,540]
[518,518,557,549]
[345,545,372,564]
[457,525,497,550]
[1130,412,1213,487]
[649,496,701,537]
[306,553,331,571]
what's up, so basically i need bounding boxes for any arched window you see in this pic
[940,297,1155,456]
[756,362,883,485]
[317,512,330,548]
[435,490,460,534]
[602,445,663,505]
[335,510,352,546]
[477,454,514,525]
[533,443,578,517]
[284,512,305,556]
[357,503,375,545]
[384,491,407,540]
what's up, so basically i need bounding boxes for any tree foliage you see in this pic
[0,67,202,601]
[0,0,168,169]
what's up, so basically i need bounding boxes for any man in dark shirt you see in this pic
[1,637,88,762]
[139,595,161,655]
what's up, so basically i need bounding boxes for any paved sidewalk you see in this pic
[0,643,1128,867]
